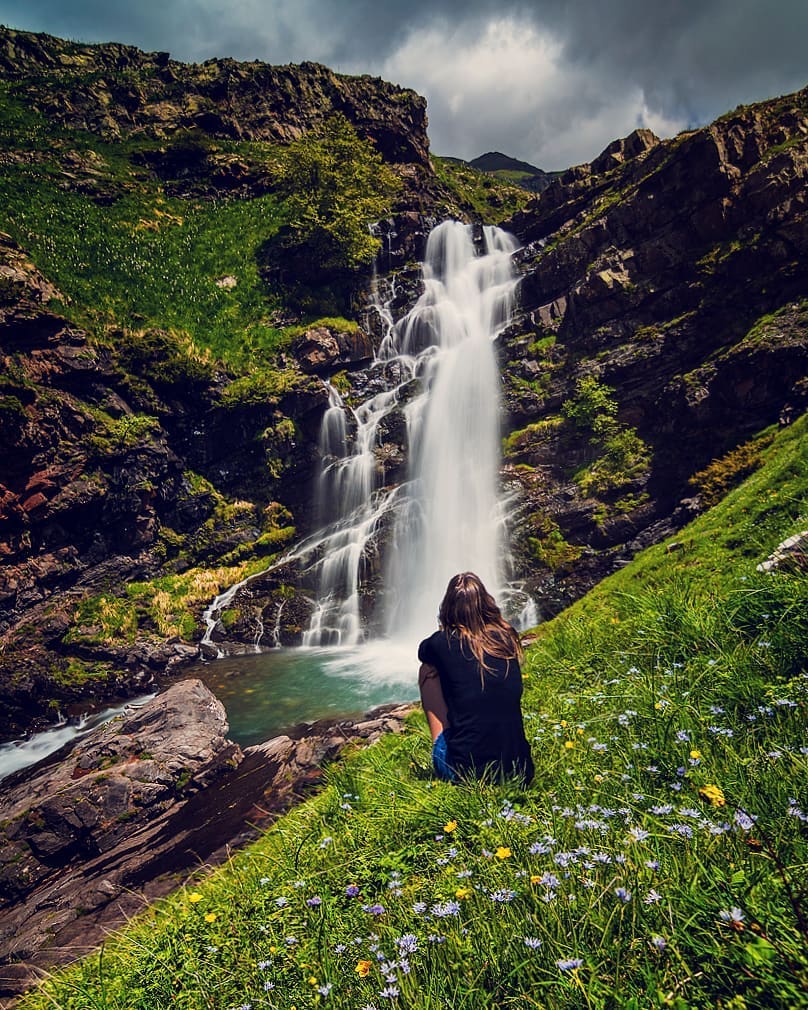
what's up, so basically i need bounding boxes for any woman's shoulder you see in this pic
[417,629,444,662]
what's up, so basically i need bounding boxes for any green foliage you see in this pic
[273,115,401,275]
[15,414,808,1010]
[576,427,652,498]
[689,430,777,507]
[218,367,318,408]
[562,376,651,499]
[431,156,531,222]
[0,149,286,364]
[86,411,161,456]
[562,375,619,433]
[527,514,583,572]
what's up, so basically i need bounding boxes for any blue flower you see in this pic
[556,958,584,971]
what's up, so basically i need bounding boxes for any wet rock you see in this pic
[291,324,374,374]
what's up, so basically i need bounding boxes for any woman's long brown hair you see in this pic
[438,572,523,682]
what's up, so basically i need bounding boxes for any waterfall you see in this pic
[301,220,529,646]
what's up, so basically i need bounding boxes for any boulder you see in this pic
[0,690,413,999]
[292,324,374,374]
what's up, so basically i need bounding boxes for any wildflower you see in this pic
[524,936,543,949]
[412,901,427,915]
[318,983,333,996]
[495,846,512,860]
[204,912,217,923]
[333,944,346,954]
[699,784,726,807]
[306,896,322,907]
[455,887,472,900]
[689,749,702,761]
[556,958,584,971]
[263,981,275,991]
[734,809,756,831]
[676,730,691,743]
[431,900,461,917]
[444,819,457,833]
[651,935,667,951]
[395,934,418,954]
[628,827,650,843]
[188,892,203,903]
[564,740,575,749]
[285,936,298,946]
[379,985,400,1000]
[366,904,385,916]
[644,889,663,904]
[490,888,516,903]
[275,896,289,907]
[614,887,632,903]
[719,907,745,930]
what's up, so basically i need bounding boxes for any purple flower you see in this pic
[614,887,632,903]
[644,889,663,904]
[345,885,360,898]
[379,985,400,1000]
[318,983,333,996]
[524,937,543,949]
[490,888,517,903]
[395,934,418,954]
[306,895,322,907]
[556,958,584,971]
[651,935,667,950]
[431,900,461,917]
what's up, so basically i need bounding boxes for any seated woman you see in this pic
[418,571,534,784]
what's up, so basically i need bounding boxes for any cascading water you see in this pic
[300,219,531,648]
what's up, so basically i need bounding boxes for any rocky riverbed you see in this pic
[0,679,414,1001]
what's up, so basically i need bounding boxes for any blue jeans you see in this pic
[432,731,455,782]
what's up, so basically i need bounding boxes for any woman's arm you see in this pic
[418,662,449,742]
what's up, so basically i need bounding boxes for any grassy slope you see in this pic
[20,414,808,1009]
[0,82,291,364]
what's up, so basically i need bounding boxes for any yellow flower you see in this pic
[455,886,472,899]
[690,749,702,761]
[564,740,575,750]
[188,892,203,903]
[495,846,512,860]
[308,976,318,986]
[559,720,568,728]
[204,912,216,923]
[444,819,458,833]
[699,784,726,807]
[577,727,584,735]
[654,701,663,710]
[530,874,542,884]
[594,774,604,783]
[355,959,372,978]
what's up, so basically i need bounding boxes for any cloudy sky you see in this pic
[1,0,806,169]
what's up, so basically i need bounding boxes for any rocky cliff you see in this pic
[495,100,808,610]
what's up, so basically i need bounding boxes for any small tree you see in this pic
[274,115,401,277]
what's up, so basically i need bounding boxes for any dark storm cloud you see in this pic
[1,0,806,166]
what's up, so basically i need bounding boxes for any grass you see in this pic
[431,156,531,223]
[16,415,808,1008]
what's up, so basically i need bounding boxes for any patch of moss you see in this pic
[527,514,583,572]
[63,593,139,646]
[689,429,777,508]
[219,367,317,409]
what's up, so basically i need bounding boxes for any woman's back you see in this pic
[418,628,533,782]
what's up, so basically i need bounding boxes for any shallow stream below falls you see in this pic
[191,642,417,748]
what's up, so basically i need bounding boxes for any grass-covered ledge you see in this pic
[19,414,808,1009]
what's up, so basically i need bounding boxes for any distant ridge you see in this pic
[470,151,543,175]
[466,151,562,193]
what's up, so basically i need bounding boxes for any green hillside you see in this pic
[19,414,808,1009]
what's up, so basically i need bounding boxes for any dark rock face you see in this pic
[0,682,413,999]
[498,92,808,611]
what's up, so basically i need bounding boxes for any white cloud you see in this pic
[376,16,690,168]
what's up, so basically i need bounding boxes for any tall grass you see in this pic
[17,418,808,1008]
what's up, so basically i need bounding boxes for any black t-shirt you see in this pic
[418,629,534,783]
